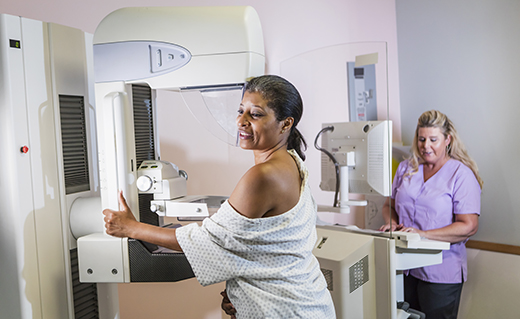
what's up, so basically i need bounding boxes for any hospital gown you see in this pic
[176,150,336,318]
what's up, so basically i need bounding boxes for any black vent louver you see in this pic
[132,84,155,165]
[70,248,99,318]
[132,84,159,226]
[59,95,90,194]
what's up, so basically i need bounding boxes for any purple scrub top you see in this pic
[392,159,481,283]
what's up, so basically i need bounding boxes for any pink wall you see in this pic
[2,1,400,318]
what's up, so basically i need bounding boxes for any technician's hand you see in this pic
[220,290,237,319]
[400,226,426,237]
[103,191,138,238]
[379,222,403,232]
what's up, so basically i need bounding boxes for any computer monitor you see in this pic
[319,120,392,199]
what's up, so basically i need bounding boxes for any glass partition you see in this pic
[179,85,244,146]
[280,42,391,228]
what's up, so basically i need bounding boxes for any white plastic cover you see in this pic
[93,6,265,89]
[94,41,192,83]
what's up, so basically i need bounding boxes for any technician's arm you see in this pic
[379,198,403,232]
[402,213,479,244]
[103,191,182,252]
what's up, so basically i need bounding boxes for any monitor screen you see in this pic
[319,120,392,197]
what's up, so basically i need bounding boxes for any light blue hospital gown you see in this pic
[176,150,336,318]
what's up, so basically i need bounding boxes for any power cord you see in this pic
[314,126,340,207]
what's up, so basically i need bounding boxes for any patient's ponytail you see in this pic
[287,127,307,161]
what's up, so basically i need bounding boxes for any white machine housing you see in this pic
[0,13,100,319]
[93,6,265,88]
[136,160,212,219]
[313,226,450,319]
[320,120,392,213]
[136,160,187,200]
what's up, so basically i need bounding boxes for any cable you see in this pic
[314,126,341,207]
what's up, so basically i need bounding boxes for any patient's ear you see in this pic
[281,117,294,132]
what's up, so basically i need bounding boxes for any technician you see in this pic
[380,110,482,319]
[103,75,336,319]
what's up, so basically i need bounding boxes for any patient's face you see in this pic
[236,91,284,151]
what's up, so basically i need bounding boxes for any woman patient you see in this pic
[103,75,336,318]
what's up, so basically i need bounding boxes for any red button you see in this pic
[20,146,29,153]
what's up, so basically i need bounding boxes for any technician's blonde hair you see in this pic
[406,110,483,189]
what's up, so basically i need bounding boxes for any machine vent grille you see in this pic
[59,95,90,194]
[349,255,369,293]
[321,268,334,291]
[132,84,158,226]
[70,248,99,319]
[132,84,155,166]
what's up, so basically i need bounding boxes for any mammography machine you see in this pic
[0,6,264,319]
[72,5,265,318]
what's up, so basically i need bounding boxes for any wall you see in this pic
[395,0,520,317]
[396,0,520,246]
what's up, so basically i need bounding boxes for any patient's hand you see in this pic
[220,290,236,319]
[103,191,138,238]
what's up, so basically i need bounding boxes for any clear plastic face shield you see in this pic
[179,85,245,146]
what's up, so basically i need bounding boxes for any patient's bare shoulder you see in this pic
[228,158,300,218]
